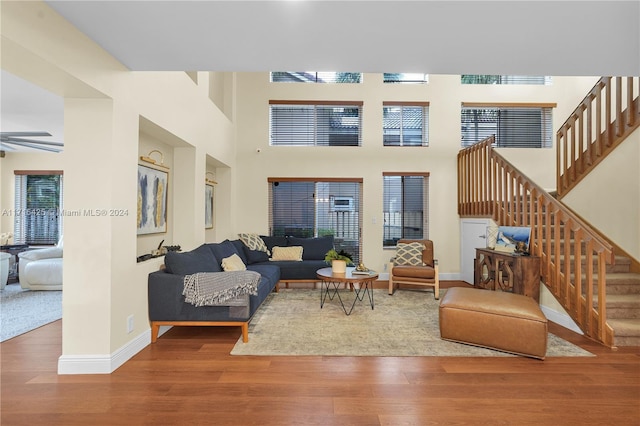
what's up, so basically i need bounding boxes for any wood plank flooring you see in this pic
[2,283,639,425]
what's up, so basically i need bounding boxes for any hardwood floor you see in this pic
[2,283,639,425]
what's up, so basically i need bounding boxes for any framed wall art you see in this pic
[137,164,168,235]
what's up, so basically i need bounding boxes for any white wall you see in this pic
[233,73,600,276]
[1,1,236,371]
[562,128,640,259]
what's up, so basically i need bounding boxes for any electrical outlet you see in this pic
[127,315,134,334]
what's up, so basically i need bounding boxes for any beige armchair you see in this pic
[388,239,439,299]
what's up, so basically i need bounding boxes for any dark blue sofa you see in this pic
[147,236,334,342]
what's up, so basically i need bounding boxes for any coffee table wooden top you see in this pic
[316,267,378,283]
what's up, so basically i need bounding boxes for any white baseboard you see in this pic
[540,305,583,335]
[378,272,461,282]
[58,329,151,375]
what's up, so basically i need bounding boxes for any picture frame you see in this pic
[137,164,168,235]
[205,183,214,229]
[495,226,531,254]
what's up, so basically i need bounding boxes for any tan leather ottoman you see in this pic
[439,287,547,359]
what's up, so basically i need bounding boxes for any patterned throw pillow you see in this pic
[394,242,425,266]
[270,246,303,261]
[221,253,247,271]
[238,233,269,254]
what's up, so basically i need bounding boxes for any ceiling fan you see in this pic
[0,131,63,153]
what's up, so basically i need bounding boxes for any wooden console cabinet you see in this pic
[474,248,541,302]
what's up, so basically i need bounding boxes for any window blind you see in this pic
[382,173,429,247]
[461,104,554,148]
[268,178,363,262]
[383,102,429,146]
[270,101,363,146]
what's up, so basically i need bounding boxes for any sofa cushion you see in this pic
[229,239,249,264]
[164,244,220,275]
[243,245,270,264]
[221,253,247,271]
[260,235,288,253]
[271,246,303,261]
[207,240,241,268]
[287,235,334,260]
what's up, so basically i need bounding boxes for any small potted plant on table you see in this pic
[324,249,354,274]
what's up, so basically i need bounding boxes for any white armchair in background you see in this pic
[18,238,63,290]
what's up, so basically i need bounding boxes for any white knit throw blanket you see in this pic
[182,271,261,307]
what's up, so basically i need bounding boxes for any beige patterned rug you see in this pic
[231,288,593,357]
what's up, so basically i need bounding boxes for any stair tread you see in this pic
[608,318,640,336]
[602,293,640,306]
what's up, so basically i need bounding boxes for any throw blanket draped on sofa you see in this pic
[183,271,261,307]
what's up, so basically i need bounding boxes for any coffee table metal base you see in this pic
[320,280,374,315]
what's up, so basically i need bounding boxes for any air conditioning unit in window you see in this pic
[330,196,354,212]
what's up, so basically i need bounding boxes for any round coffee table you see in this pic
[316,267,378,315]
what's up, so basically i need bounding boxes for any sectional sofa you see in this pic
[147,235,334,343]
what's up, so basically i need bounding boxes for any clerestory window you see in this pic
[461,75,551,85]
[270,72,362,83]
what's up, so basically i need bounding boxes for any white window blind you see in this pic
[270,72,362,83]
[383,173,429,247]
[383,73,428,84]
[461,104,555,148]
[383,102,429,146]
[268,178,363,263]
[461,75,551,85]
[14,171,63,245]
[270,101,363,146]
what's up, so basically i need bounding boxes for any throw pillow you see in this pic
[221,253,247,271]
[243,245,270,264]
[207,240,240,268]
[238,233,269,254]
[394,242,426,266]
[270,246,303,261]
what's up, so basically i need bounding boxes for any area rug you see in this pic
[0,284,62,342]
[231,288,593,357]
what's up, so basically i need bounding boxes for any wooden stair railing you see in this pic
[557,76,640,198]
[458,136,615,347]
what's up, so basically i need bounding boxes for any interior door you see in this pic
[460,219,491,284]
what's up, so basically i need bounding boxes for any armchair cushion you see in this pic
[392,264,436,279]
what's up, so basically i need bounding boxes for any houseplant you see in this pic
[324,249,354,274]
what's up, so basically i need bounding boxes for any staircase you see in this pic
[458,76,639,347]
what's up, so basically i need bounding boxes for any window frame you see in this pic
[383,101,430,147]
[268,177,363,262]
[13,170,64,245]
[461,102,556,148]
[269,100,364,147]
